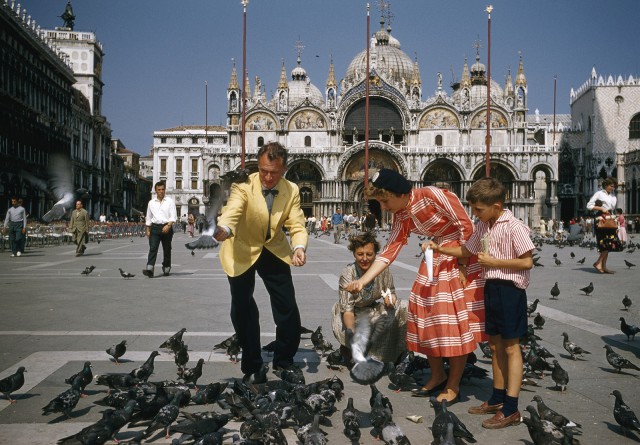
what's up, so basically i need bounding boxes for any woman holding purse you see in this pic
[587,177,619,274]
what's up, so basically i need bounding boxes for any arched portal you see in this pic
[422,160,463,197]
[286,160,323,217]
[343,98,404,144]
[473,163,516,201]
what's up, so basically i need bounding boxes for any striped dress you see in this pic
[377,187,486,358]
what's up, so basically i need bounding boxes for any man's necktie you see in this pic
[263,189,278,240]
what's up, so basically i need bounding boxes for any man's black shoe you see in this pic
[142,269,154,278]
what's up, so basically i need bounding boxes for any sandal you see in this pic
[593,264,605,274]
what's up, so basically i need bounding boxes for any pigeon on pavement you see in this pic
[118,268,135,279]
[550,282,560,300]
[106,340,127,364]
[381,420,411,444]
[532,395,582,430]
[178,358,205,388]
[622,295,632,311]
[527,299,540,317]
[81,265,96,276]
[562,332,590,360]
[142,390,184,439]
[533,313,545,329]
[551,360,569,392]
[577,257,586,264]
[579,282,594,296]
[554,258,562,266]
[604,345,640,373]
[431,399,476,444]
[129,351,160,382]
[342,397,361,441]
[174,343,190,370]
[624,259,636,269]
[160,328,187,352]
[611,389,640,436]
[523,405,580,445]
[64,361,93,396]
[619,317,640,341]
[0,366,26,403]
[42,380,82,418]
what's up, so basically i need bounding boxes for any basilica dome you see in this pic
[344,22,415,88]
[280,59,324,108]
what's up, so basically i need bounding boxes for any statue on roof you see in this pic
[60,1,75,30]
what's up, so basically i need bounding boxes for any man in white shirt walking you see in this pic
[144,181,177,277]
[3,196,27,257]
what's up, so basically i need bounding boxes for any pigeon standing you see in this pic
[533,313,545,330]
[42,380,82,418]
[143,390,184,439]
[551,360,569,392]
[0,366,26,403]
[532,395,582,430]
[342,397,361,441]
[118,268,135,279]
[604,345,640,373]
[620,317,640,341]
[561,332,590,360]
[106,340,127,364]
[624,259,636,269]
[554,257,562,266]
[160,328,187,352]
[623,295,632,311]
[430,399,476,444]
[174,343,190,370]
[611,389,640,436]
[527,299,540,317]
[579,282,594,296]
[550,282,560,300]
[570,252,575,258]
[577,257,586,264]
[178,358,205,388]
[81,265,96,276]
[381,420,411,444]
[129,351,160,382]
[64,361,93,396]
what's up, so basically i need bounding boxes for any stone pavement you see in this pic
[0,230,639,444]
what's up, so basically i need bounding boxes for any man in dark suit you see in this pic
[214,142,308,383]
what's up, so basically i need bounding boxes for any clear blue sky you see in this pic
[23,0,640,155]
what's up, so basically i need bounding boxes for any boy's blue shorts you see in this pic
[484,279,528,339]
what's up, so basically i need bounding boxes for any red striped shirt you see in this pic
[465,209,535,289]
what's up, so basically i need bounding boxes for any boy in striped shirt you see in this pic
[427,177,534,429]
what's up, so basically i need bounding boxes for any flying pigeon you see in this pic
[604,345,640,373]
[350,313,390,385]
[550,282,560,300]
[0,366,26,403]
[622,295,632,311]
[533,313,545,330]
[106,340,127,364]
[579,282,594,296]
[118,268,135,279]
[619,317,640,341]
[527,299,540,317]
[551,360,569,392]
[624,259,636,269]
[561,332,590,360]
[185,168,249,251]
[160,328,187,352]
[81,265,96,276]
[611,390,640,436]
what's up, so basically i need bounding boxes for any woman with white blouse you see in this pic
[586,177,618,273]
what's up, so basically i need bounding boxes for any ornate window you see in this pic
[304,136,311,147]
[435,135,443,146]
[257,136,264,147]
[629,113,640,139]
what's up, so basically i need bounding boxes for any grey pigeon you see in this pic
[42,380,82,418]
[384,362,417,391]
[550,282,560,300]
[577,257,585,264]
[106,340,127,364]
[175,342,190,370]
[554,257,562,266]
[438,422,456,445]
[160,328,187,352]
[533,313,545,329]
[369,384,393,413]
[619,317,640,341]
[532,395,582,430]
[118,268,135,279]
[622,295,632,311]
[143,390,184,439]
[561,332,590,360]
[570,251,575,258]
[349,313,390,384]
[0,366,26,403]
[604,345,640,373]
[381,420,411,444]
[178,358,205,388]
[551,360,569,392]
[169,411,230,440]
[81,265,96,276]
[431,399,476,444]
[370,390,393,437]
[95,373,140,391]
[342,397,361,441]
[478,341,492,359]
[192,382,228,405]
[527,299,540,317]
[57,399,138,445]
[130,351,160,382]
[523,405,580,445]
[64,361,92,396]
[579,282,593,296]
[611,389,640,436]
[624,259,636,269]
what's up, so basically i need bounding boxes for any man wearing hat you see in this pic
[345,168,486,406]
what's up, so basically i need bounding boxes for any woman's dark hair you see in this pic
[602,177,617,188]
[347,231,380,254]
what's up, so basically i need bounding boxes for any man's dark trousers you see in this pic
[228,248,301,375]
[147,224,173,269]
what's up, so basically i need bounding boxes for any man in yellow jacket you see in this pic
[214,142,308,383]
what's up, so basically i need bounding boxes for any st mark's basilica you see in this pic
[152,15,562,227]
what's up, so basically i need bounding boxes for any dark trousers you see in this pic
[8,221,24,254]
[228,248,301,375]
[147,224,173,268]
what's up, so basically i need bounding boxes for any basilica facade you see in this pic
[153,18,559,227]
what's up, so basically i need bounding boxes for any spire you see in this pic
[504,65,514,97]
[460,57,471,88]
[515,52,527,87]
[411,54,421,86]
[326,55,337,88]
[278,60,288,89]
[228,59,239,90]
[59,0,75,30]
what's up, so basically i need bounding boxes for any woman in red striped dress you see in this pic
[346,169,485,404]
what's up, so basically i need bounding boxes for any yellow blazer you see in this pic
[217,173,308,277]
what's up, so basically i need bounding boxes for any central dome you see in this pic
[345,24,415,87]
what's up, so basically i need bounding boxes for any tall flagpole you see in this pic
[205,81,208,143]
[241,0,248,169]
[364,3,370,189]
[485,5,493,177]
[553,75,557,147]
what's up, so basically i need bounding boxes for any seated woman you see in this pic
[332,232,407,366]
